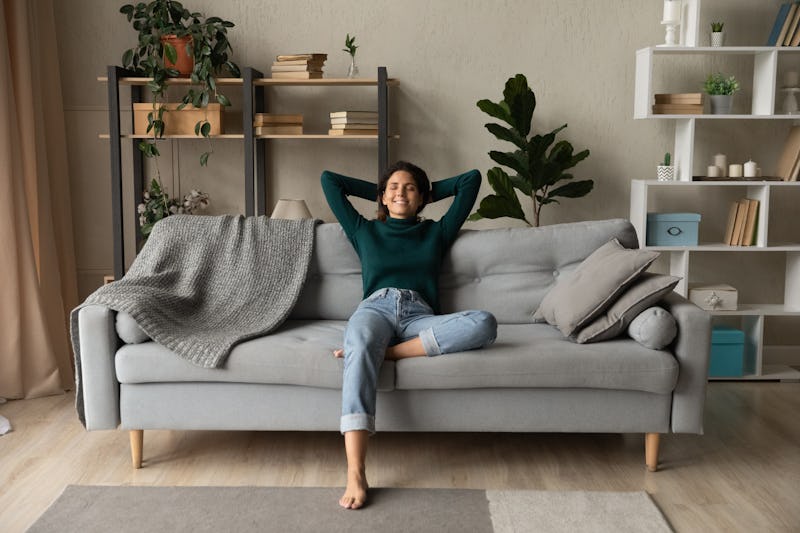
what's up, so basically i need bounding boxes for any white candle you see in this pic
[663,0,681,22]
[744,160,758,178]
[713,154,728,176]
[707,165,720,177]
[729,164,743,178]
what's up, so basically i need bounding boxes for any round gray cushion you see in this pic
[115,311,150,344]
[627,306,677,350]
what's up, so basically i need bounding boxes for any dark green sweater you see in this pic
[321,169,481,312]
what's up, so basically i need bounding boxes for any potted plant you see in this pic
[710,21,724,47]
[703,72,740,114]
[468,74,592,227]
[137,178,210,239]
[657,152,675,181]
[120,0,240,169]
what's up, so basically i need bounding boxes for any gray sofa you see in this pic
[76,219,711,471]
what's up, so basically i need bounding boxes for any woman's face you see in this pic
[382,170,423,219]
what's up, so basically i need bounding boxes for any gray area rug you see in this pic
[28,485,672,533]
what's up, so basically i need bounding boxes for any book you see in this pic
[654,93,703,104]
[271,64,324,72]
[272,59,326,67]
[253,113,303,125]
[775,125,800,180]
[276,53,327,62]
[652,104,703,114]
[741,199,760,246]
[328,128,378,136]
[767,3,793,45]
[270,71,324,79]
[330,123,380,129]
[330,117,379,125]
[329,111,378,119]
[255,125,303,135]
[777,3,798,46]
[784,3,800,45]
[729,199,749,245]
[722,201,739,245]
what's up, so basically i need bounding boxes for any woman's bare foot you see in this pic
[339,468,368,509]
[333,349,344,358]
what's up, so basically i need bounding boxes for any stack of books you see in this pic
[329,111,379,136]
[652,93,703,115]
[775,125,800,180]
[766,2,800,46]
[253,113,303,135]
[271,53,327,79]
[723,198,760,246]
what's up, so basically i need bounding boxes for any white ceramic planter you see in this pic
[709,94,733,115]
[657,165,675,181]
[711,31,724,47]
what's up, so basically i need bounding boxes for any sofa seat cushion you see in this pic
[115,320,395,392]
[395,324,679,394]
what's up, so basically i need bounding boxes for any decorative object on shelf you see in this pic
[713,153,727,177]
[328,110,378,135]
[689,283,738,311]
[342,33,359,78]
[728,163,743,178]
[766,2,795,46]
[703,72,739,114]
[133,103,223,135]
[468,74,592,227]
[253,113,303,135]
[645,212,701,246]
[780,70,800,114]
[743,159,758,178]
[660,0,682,47]
[652,92,703,115]
[137,178,210,239]
[723,197,759,246]
[119,0,240,169]
[775,125,800,181]
[710,21,724,47]
[657,152,675,181]
[271,54,326,79]
[270,199,313,220]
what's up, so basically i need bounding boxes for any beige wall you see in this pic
[54,0,797,346]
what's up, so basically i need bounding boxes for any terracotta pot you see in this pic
[161,34,193,77]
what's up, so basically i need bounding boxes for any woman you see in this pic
[321,161,497,510]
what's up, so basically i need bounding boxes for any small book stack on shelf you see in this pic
[652,93,703,115]
[767,2,800,46]
[723,198,760,246]
[271,54,327,79]
[775,125,800,181]
[253,113,303,135]
[329,111,378,136]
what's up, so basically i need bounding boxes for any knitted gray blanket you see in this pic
[70,215,317,424]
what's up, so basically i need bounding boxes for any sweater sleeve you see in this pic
[320,170,377,237]
[430,169,482,246]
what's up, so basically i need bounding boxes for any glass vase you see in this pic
[347,56,359,78]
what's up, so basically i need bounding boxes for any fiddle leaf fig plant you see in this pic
[120,0,240,169]
[469,74,593,227]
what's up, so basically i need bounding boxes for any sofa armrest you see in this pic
[660,291,711,434]
[78,305,121,430]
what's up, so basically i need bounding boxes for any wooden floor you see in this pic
[1,382,799,532]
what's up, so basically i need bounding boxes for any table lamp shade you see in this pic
[271,199,313,219]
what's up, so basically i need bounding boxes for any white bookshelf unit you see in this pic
[632,6,800,381]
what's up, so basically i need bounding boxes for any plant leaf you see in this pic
[485,123,526,150]
[546,179,594,200]
[477,99,511,126]
[164,42,177,64]
[502,74,535,137]
[200,152,210,166]
[216,93,231,106]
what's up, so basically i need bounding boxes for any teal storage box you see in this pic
[646,212,701,246]
[708,326,745,377]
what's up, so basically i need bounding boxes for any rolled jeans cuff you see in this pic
[418,327,441,356]
[340,413,375,435]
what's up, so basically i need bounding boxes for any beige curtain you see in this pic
[0,0,78,398]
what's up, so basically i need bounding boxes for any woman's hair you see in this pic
[376,161,431,221]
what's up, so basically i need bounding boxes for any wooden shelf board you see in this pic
[99,134,244,139]
[97,76,243,86]
[254,77,399,86]
[255,134,399,139]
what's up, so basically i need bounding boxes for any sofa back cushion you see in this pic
[290,219,639,323]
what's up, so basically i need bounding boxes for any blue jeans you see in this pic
[340,288,497,434]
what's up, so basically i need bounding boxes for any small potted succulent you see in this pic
[703,72,740,114]
[710,21,725,47]
[657,152,675,181]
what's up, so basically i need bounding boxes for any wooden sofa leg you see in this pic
[130,430,143,469]
[645,432,660,472]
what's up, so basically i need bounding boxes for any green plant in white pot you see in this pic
[703,72,739,114]
[710,21,724,47]
[657,152,674,181]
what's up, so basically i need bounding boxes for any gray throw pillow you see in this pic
[627,306,678,350]
[532,238,659,336]
[573,273,680,343]
[115,311,150,344]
